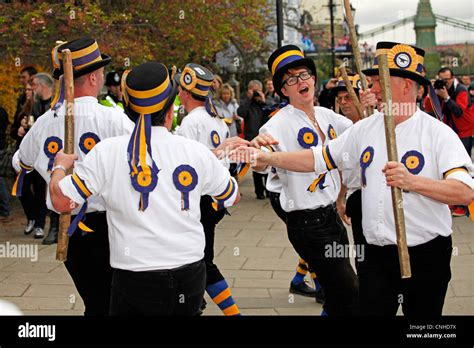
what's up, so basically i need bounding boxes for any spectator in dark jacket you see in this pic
[0,106,11,223]
[237,80,269,199]
[425,67,473,217]
[13,66,37,124]
[425,67,473,155]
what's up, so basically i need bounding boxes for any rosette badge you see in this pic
[359,146,374,187]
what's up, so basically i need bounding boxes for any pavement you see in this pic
[0,175,473,316]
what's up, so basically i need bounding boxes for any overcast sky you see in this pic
[350,0,473,45]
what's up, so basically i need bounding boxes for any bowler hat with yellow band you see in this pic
[332,74,362,94]
[122,61,178,123]
[122,62,179,211]
[362,41,429,86]
[178,63,213,99]
[53,36,111,79]
[268,44,317,99]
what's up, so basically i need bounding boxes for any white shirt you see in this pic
[311,109,474,246]
[19,96,134,214]
[177,106,229,150]
[259,105,353,212]
[266,167,283,194]
[58,127,239,271]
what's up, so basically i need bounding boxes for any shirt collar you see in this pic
[74,96,98,103]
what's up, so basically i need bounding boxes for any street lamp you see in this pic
[276,0,284,48]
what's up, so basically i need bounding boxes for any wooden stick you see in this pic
[378,53,411,279]
[343,0,373,116]
[56,49,74,262]
[339,64,365,119]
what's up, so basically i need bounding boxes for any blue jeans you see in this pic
[0,176,10,217]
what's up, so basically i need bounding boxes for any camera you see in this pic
[434,79,446,90]
[252,91,260,98]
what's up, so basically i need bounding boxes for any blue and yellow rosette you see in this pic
[210,130,221,148]
[173,165,198,210]
[79,132,100,155]
[127,113,160,211]
[359,146,374,187]
[401,150,424,175]
[297,127,318,149]
[43,136,63,171]
[327,125,337,140]
[11,161,34,197]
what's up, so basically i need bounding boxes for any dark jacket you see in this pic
[237,96,269,141]
[425,80,472,137]
[0,107,9,151]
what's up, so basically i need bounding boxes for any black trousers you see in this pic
[252,172,268,197]
[64,212,112,316]
[200,195,226,286]
[345,190,366,272]
[268,191,287,223]
[110,259,206,316]
[286,205,359,316]
[359,235,452,316]
[18,170,47,228]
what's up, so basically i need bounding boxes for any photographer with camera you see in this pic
[425,67,474,217]
[237,80,271,199]
[426,68,473,155]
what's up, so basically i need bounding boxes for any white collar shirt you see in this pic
[58,127,238,271]
[312,109,474,246]
[19,96,134,214]
[260,105,352,212]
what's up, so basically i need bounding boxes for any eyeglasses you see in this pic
[282,71,312,86]
[336,95,352,103]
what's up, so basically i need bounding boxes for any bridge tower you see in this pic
[414,0,440,76]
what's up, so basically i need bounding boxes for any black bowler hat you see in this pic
[105,71,121,86]
[122,61,179,212]
[122,61,178,119]
[362,41,429,86]
[52,36,111,79]
[267,44,317,99]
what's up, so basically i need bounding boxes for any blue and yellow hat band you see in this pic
[179,66,212,98]
[336,74,361,90]
[373,44,424,75]
[123,69,172,115]
[271,50,305,75]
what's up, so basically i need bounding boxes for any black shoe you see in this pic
[289,281,317,297]
[315,288,325,304]
[256,194,265,200]
[42,227,58,245]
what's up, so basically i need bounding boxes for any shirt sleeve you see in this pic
[311,124,359,175]
[58,142,106,204]
[200,147,239,208]
[436,124,474,189]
